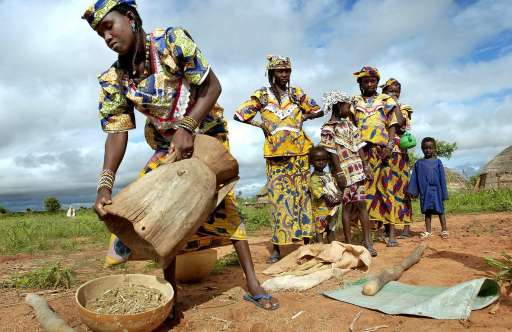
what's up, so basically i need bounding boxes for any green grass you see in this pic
[0,190,509,256]
[238,198,271,233]
[212,251,240,274]
[0,209,109,255]
[1,263,75,289]
[486,252,512,293]
[410,188,512,218]
[445,189,512,213]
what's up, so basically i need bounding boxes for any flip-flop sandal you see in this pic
[398,232,412,239]
[363,243,378,257]
[376,232,387,243]
[243,293,280,311]
[266,253,280,264]
[386,240,399,247]
[420,231,432,240]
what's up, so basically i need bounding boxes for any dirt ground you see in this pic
[1,212,511,332]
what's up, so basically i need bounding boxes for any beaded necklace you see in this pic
[129,33,152,83]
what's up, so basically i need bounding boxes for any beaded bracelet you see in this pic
[97,169,115,192]
[178,116,199,133]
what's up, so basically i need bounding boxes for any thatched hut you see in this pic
[256,183,270,204]
[445,168,470,192]
[475,146,512,190]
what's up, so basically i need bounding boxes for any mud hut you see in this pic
[444,168,470,192]
[475,146,512,190]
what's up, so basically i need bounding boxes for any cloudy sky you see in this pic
[0,0,511,209]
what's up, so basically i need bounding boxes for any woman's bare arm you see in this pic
[94,132,128,218]
[172,70,222,160]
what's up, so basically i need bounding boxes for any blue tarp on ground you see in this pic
[324,278,500,320]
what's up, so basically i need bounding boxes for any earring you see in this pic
[131,22,137,32]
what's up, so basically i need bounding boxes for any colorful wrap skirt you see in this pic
[364,145,412,226]
[266,154,313,245]
[104,134,246,267]
[387,151,413,225]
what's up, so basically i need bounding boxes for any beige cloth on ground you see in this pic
[262,241,371,291]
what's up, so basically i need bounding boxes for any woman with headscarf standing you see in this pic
[83,0,278,312]
[234,56,323,263]
[380,78,414,238]
[351,66,405,247]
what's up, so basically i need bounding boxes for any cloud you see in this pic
[0,0,511,207]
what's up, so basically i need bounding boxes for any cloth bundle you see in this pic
[262,242,372,291]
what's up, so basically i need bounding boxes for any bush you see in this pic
[44,196,61,212]
[0,205,8,214]
[2,263,75,289]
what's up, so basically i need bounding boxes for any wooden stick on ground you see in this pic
[362,242,428,296]
[25,294,76,332]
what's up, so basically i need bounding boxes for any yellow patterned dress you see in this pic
[98,27,246,266]
[235,87,320,244]
[352,94,401,225]
[385,104,414,225]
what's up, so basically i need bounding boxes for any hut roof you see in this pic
[256,184,269,197]
[480,146,512,175]
[445,168,469,191]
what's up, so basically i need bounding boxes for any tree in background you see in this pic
[44,197,61,212]
[436,141,457,159]
[0,205,8,214]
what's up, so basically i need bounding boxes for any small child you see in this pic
[319,91,377,256]
[407,137,449,239]
[309,146,342,243]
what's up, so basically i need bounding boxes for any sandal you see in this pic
[376,229,387,243]
[386,240,399,247]
[440,231,449,239]
[398,231,412,239]
[363,242,378,257]
[243,293,280,311]
[420,231,432,239]
[266,252,280,264]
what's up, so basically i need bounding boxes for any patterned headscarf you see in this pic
[266,55,292,71]
[82,0,137,30]
[353,66,380,80]
[380,78,400,89]
[321,90,352,114]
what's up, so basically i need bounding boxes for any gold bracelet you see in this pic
[97,169,115,192]
[178,122,195,133]
[185,116,199,128]
[179,116,199,133]
[100,169,115,178]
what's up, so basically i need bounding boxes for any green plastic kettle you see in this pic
[399,131,416,149]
